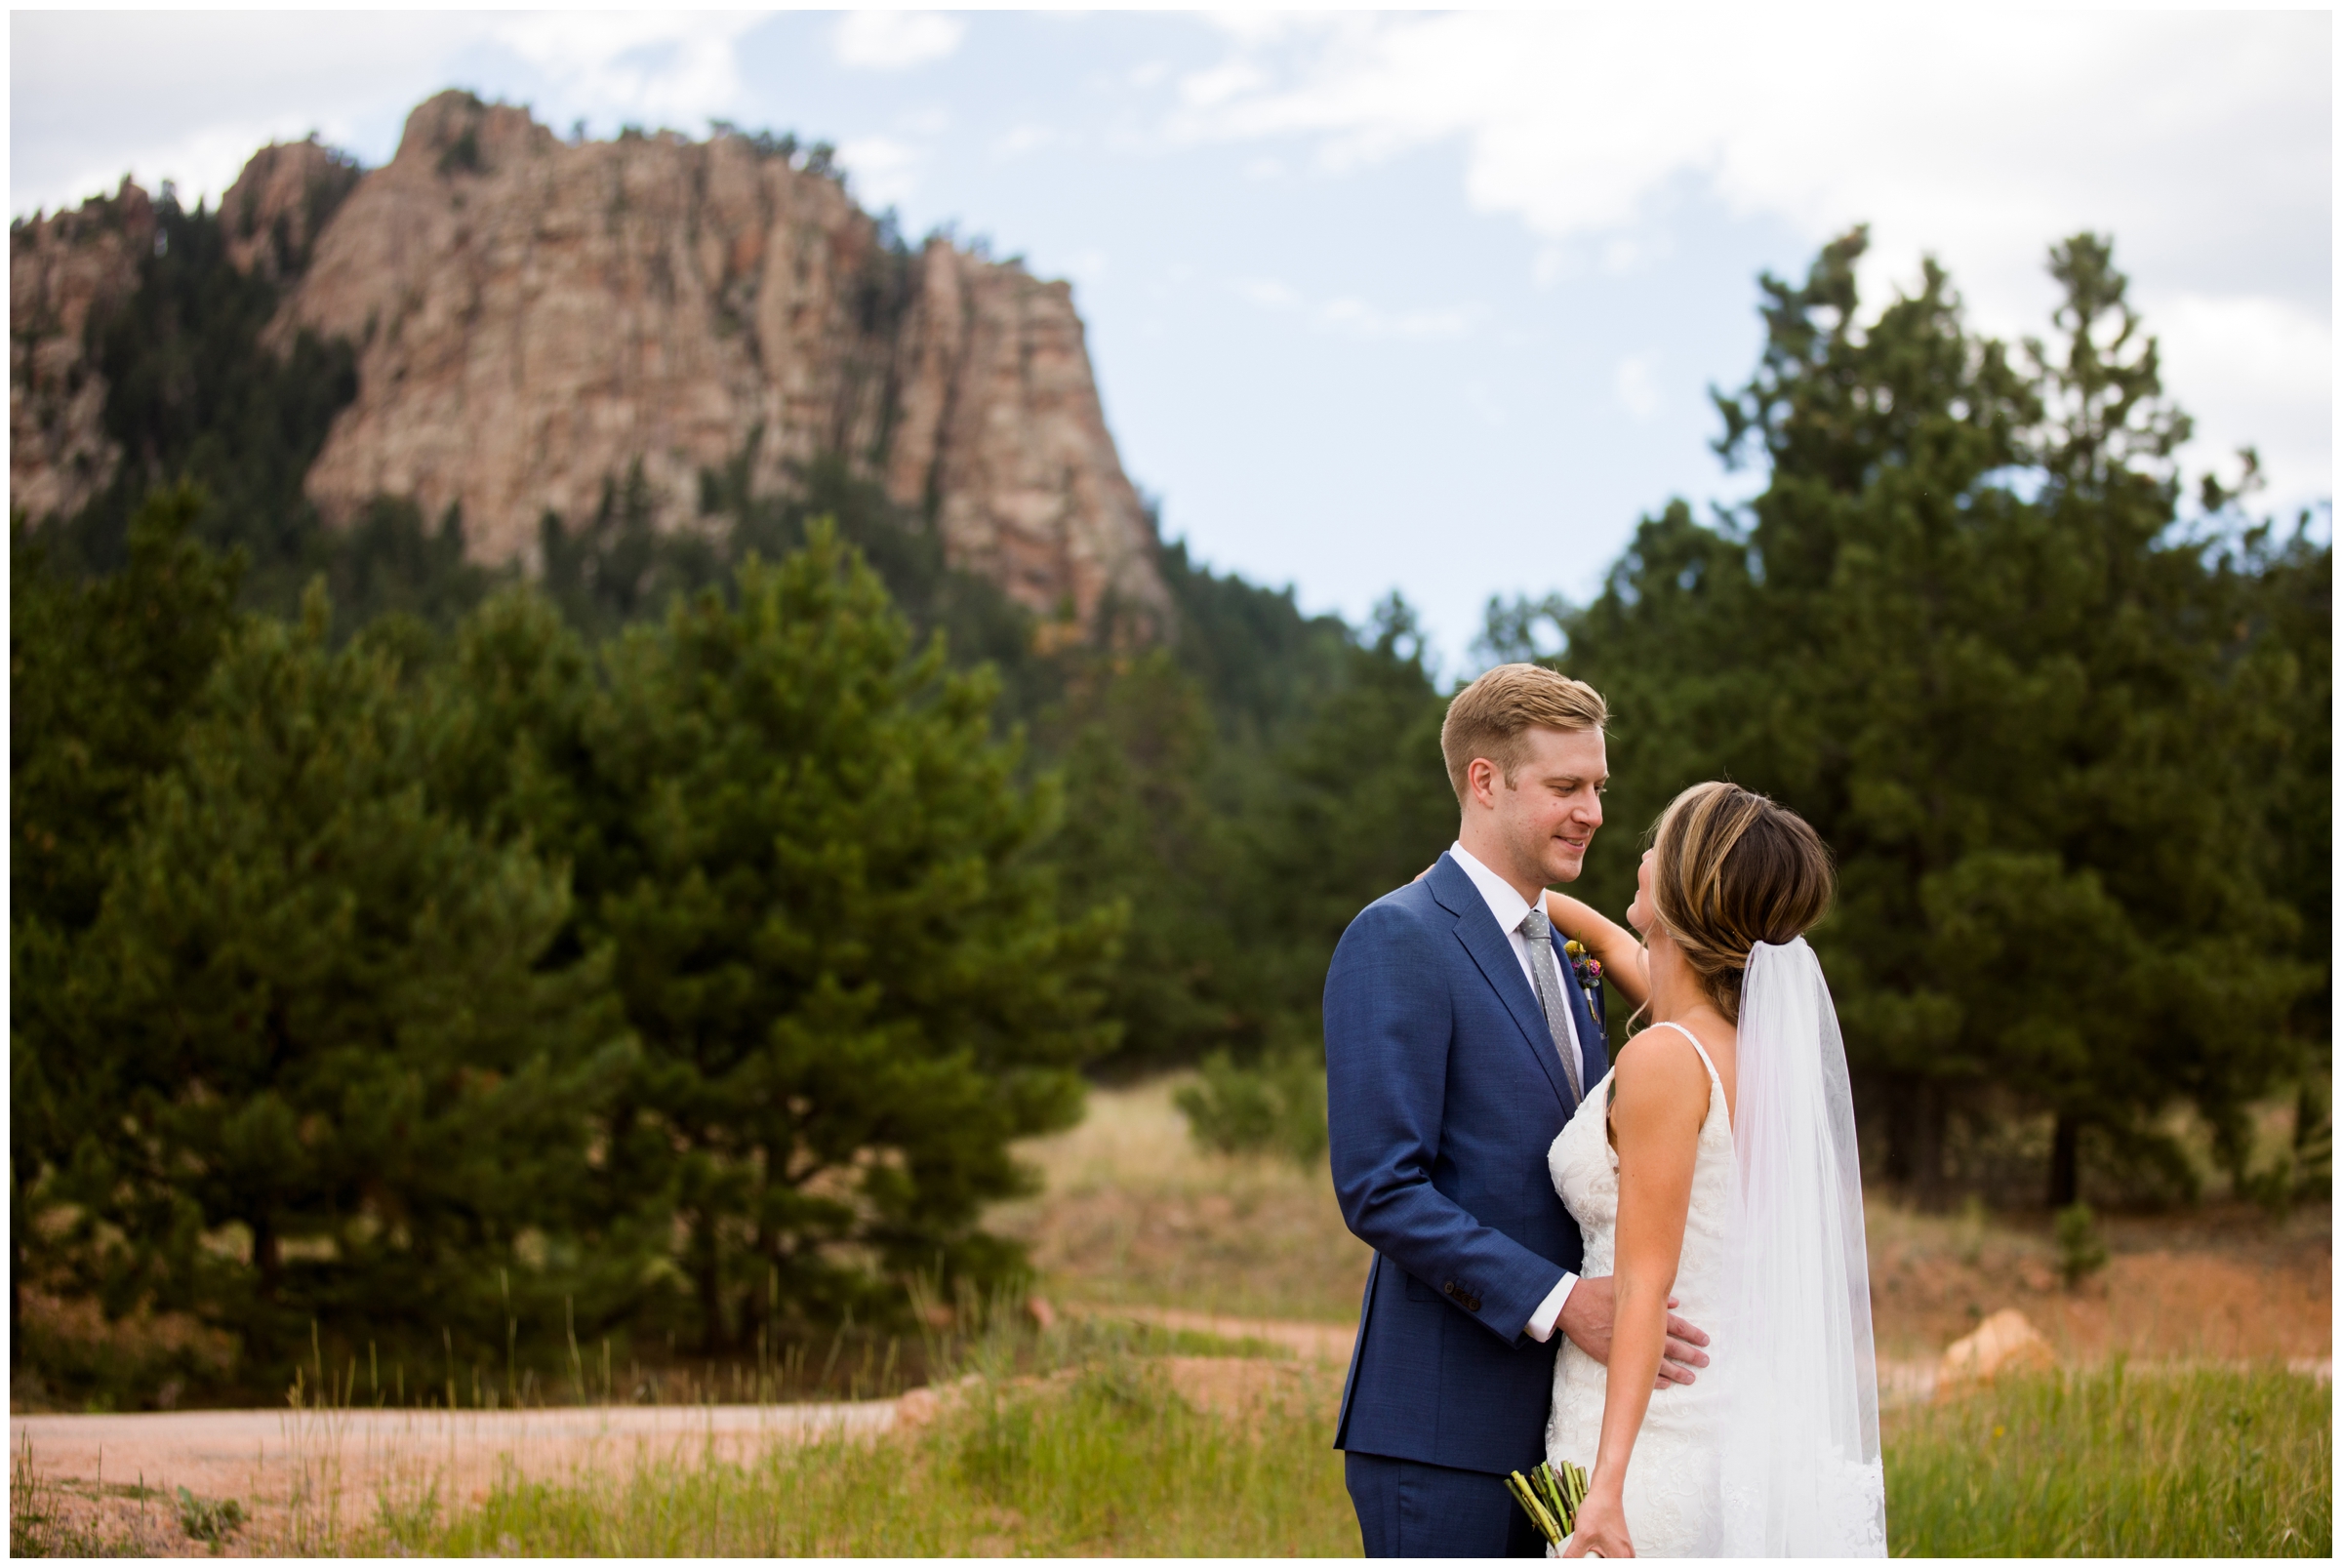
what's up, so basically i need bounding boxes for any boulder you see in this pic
[1935,1307,2055,1399]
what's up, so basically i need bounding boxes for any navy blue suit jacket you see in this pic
[1325,852,1609,1475]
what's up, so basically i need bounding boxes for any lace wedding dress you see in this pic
[1543,942,1888,1557]
[1546,1022,1733,1557]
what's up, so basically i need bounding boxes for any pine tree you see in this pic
[11,485,244,1334]
[1250,594,1458,1028]
[48,587,632,1381]
[561,522,1120,1347]
[1550,230,2320,1206]
[1042,647,1245,1072]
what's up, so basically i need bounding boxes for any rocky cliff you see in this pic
[10,181,153,523]
[11,91,1168,632]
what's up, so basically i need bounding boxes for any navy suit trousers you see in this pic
[1346,1450,1548,1558]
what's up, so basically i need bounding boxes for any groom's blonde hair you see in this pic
[1440,663,1607,806]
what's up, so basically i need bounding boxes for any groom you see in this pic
[1326,663,1709,1557]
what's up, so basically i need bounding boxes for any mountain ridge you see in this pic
[10,90,1170,635]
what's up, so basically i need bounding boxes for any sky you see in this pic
[11,8,2333,672]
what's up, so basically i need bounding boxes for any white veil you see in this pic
[1715,938,1886,1556]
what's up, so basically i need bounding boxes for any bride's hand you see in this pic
[1560,1488,1634,1558]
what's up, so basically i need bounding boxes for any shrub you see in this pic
[1175,1046,1328,1165]
[2053,1202,2110,1287]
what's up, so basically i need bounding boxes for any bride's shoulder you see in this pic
[1609,1025,1716,1113]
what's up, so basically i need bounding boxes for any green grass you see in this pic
[16,1352,2326,1555]
[1885,1363,2331,1556]
[378,1362,2327,1557]
[1123,1322,1297,1360]
[384,1358,1354,1556]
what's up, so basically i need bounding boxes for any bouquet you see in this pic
[1506,1459,1589,1549]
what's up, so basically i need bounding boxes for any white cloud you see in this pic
[9,11,765,214]
[837,135,924,210]
[492,12,758,131]
[1174,11,2332,496]
[1180,59,1269,110]
[1177,15,2326,301]
[1232,276,1476,342]
[2149,292,2334,515]
[832,12,966,72]
[1614,352,1661,422]
[10,11,493,211]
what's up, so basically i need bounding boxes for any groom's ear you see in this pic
[1464,755,1504,810]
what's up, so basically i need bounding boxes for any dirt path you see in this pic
[8,1348,1336,1554]
[16,1300,2326,1553]
[12,1398,904,1552]
[14,1399,901,1502]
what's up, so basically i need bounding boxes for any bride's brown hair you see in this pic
[1649,782,1835,1025]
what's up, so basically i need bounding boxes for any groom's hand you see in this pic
[1557,1275,1712,1387]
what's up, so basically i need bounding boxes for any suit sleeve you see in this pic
[1325,901,1567,1346]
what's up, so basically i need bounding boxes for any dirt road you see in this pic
[13,1398,904,1553]
[9,1344,1334,1554]
[15,1298,2324,1554]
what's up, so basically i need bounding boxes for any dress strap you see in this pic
[1645,1020,1723,1089]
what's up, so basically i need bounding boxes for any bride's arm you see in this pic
[1560,1032,1708,1560]
[1543,891,1650,1010]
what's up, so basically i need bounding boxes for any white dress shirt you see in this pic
[1447,841,1581,1345]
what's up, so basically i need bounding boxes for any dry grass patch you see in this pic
[1866,1198,2330,1363]
[997,1078,2332,1368]
[989,1075,1371,1323]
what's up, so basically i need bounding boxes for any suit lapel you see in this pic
[1427,855,1573,1113]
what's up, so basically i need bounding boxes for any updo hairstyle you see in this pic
[1648,782,1835,1024]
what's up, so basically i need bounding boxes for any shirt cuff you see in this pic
[1523,1271,1577,1344]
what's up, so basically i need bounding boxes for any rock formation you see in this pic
[9,181,153,523]
[10,91,1169,632]
[1935,1307,2055,1399]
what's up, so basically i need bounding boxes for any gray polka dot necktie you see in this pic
[1518,907,1585,1103]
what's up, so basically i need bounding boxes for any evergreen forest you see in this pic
[12,187,2328,1408]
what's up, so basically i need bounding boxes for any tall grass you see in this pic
[390,1363,2328,1558]
[1885,1362,2331,1556]
[394,1358,1355,1556]
[15,1357,2330,1555]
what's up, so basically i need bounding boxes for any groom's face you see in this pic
[1487,723,1608,888]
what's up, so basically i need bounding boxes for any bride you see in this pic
[1542,782,1885,1557]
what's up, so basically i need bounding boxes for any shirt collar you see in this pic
[1448,840,1537,937]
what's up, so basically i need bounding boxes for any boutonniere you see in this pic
[1563,939,1602,993]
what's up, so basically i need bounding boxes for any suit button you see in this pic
[1442,1281,1457,1298]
